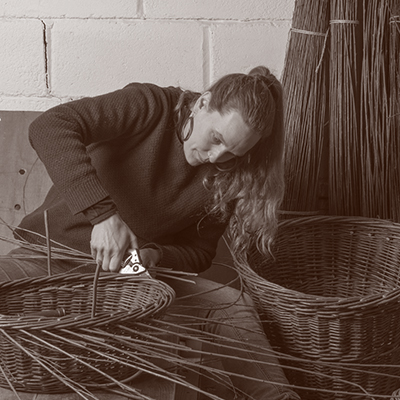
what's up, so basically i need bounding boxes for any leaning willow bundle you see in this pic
[359,0,391,219]
[281,0,329,213]
[388,1,400,222]
[328,0,361,216]
[236,216,400,400]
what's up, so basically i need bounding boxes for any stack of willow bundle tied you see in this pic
[281,0,329,214]
[328,0,361,216]
[283,0,400,221]
[389,0,400,221]
[359,0,391,219]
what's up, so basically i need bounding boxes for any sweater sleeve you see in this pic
[81,196,118,225]
[28,83,167,215]
[143,214,229,274]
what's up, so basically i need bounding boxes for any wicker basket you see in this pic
[237,215,400,400]
[0,272,175,393]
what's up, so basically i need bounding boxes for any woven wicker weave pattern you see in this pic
[237,216,400,399]
[0,273,175,393]
[0,273,175,329]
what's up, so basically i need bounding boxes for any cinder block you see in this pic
[209,22,291,84]
[49,19,205,97]
[0,19,47,96]
[144,0,295,20]
[1,0,140,18]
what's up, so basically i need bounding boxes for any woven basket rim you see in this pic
[238,215,400,307]
[277,214,400,227]
[0,272,175,330]
[240,264,400,307]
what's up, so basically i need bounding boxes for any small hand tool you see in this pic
[120,249,151,277]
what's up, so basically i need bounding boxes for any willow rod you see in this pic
[388,0,400,221]
[281,0,330,213]
[328,0,361,216]
[360,0,391,219]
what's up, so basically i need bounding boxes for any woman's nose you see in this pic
[208,145,225,163]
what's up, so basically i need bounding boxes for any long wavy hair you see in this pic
[175,66,285,263]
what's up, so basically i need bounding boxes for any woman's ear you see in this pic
[194,91,211,113]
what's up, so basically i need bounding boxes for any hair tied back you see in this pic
[248,66,272,78]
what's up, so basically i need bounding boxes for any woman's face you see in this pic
[183,93,261,167]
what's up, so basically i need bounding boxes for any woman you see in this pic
[1,66,300,399]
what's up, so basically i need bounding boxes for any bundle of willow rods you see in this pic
[388,0,400,222]
[281,0,329,213]
[283,0,400,221]
[359,0,391,220]
[0,221,287,400]
[328,0,361,216]
[4,220,400,398]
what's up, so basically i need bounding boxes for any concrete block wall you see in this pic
[0,0,295,111]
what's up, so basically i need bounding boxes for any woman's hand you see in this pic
[139,248,162,270]
[91,213,138,272]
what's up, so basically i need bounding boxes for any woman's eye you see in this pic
[212,132,221,144]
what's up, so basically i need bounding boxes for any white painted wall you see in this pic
[0,0,295,111]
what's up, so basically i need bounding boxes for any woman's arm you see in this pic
[28,83,168,215]
[142,214,229,274]
[28,83,177,271]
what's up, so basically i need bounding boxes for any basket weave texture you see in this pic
[237,216,400,400]
[0,272,175,393]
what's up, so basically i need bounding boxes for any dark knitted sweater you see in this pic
[17,83,228,273]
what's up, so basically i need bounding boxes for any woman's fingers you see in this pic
[139,248,161,269]
[91,246,104,269]
[101,252,111,272]
[90,214,139,272]
[108,252,125,272]
[92,246,124,272]
[93,246,128,272]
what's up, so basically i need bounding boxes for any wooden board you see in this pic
[0,110,52,254]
